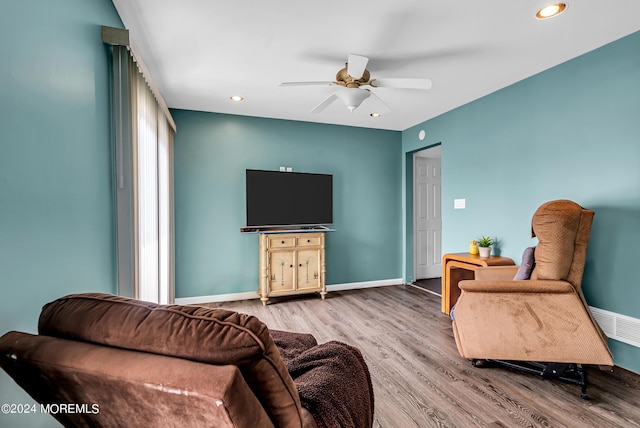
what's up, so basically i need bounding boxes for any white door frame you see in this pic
[413,145,442,280]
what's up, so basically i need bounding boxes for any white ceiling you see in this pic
[111,0,640,131]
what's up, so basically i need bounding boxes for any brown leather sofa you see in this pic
[0,293,374,427]
[451,200,613,397]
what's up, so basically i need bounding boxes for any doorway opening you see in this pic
[411,145,442,296]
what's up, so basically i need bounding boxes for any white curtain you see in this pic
[111,42,174,304]
[135,70,160,303]
[157,108,173,305]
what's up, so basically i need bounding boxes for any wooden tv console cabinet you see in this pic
[258,230,327,305]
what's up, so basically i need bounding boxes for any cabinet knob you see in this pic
[290,264,293,268]
[307,239,311,243]
[299,264,302,267]
[281,240,285,244]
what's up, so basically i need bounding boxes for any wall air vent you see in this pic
[590,306,640,349]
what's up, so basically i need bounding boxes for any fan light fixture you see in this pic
[536,3,567,19]
[335,88,370,112]
[230,95,244,102]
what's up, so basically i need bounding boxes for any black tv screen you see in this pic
[246,169,333,227]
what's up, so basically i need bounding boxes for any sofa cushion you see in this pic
[513,247,535,280]
[38,293,303,428]
[530,200,582,281]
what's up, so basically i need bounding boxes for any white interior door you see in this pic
[414,152,442,279]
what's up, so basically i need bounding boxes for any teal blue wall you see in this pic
[402,31,640,373]
[0,1,122,426]
[2,5,638,424]
[172,110,402,298]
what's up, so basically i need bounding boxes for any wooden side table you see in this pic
[441,252,515,314]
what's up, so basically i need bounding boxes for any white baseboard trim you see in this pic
[175,291,259,305]
[326,278,403,292]
[174,278,403,305]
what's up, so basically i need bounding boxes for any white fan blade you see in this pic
[347,54,369,79]
[364,89,391,114]
[311,92,338,113]
[279,81,334,87]
[370,78,432,90]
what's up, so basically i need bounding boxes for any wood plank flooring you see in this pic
[203,285,640,427]
[410,278,442,296]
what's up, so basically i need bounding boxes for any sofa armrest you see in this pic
[0,332,275,428]
[473,266,520,281]
[459,279,575,294]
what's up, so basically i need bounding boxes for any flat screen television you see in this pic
[246,169,333,228]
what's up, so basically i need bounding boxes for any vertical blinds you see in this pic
[135,69,161,303]
[109,36,174,304]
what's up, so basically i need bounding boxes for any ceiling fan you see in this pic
[280,53,432,114]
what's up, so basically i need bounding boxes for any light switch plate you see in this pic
[454,199,466,209]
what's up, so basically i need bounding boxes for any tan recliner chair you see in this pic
[451,200,613,398]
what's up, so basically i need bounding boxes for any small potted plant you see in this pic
[477,235,494,258]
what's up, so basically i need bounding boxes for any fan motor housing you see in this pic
[336,67,371,88]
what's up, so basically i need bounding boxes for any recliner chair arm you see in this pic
[459,279,575,294]
[473,266,520,281]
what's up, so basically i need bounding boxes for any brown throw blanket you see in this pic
[271,330,374,428]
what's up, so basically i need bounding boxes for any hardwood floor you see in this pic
[410,278,442,296]
[203,285,640,427]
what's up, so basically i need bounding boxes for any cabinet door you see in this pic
[269,251,295,292]
[296,249,321,290]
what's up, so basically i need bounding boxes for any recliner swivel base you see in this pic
[472,359,589,399]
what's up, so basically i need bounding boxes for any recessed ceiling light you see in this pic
[370,113,381,117]
[230,95,244,102]
[536,3,567,19]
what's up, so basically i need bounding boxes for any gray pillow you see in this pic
[513,247,536,280]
